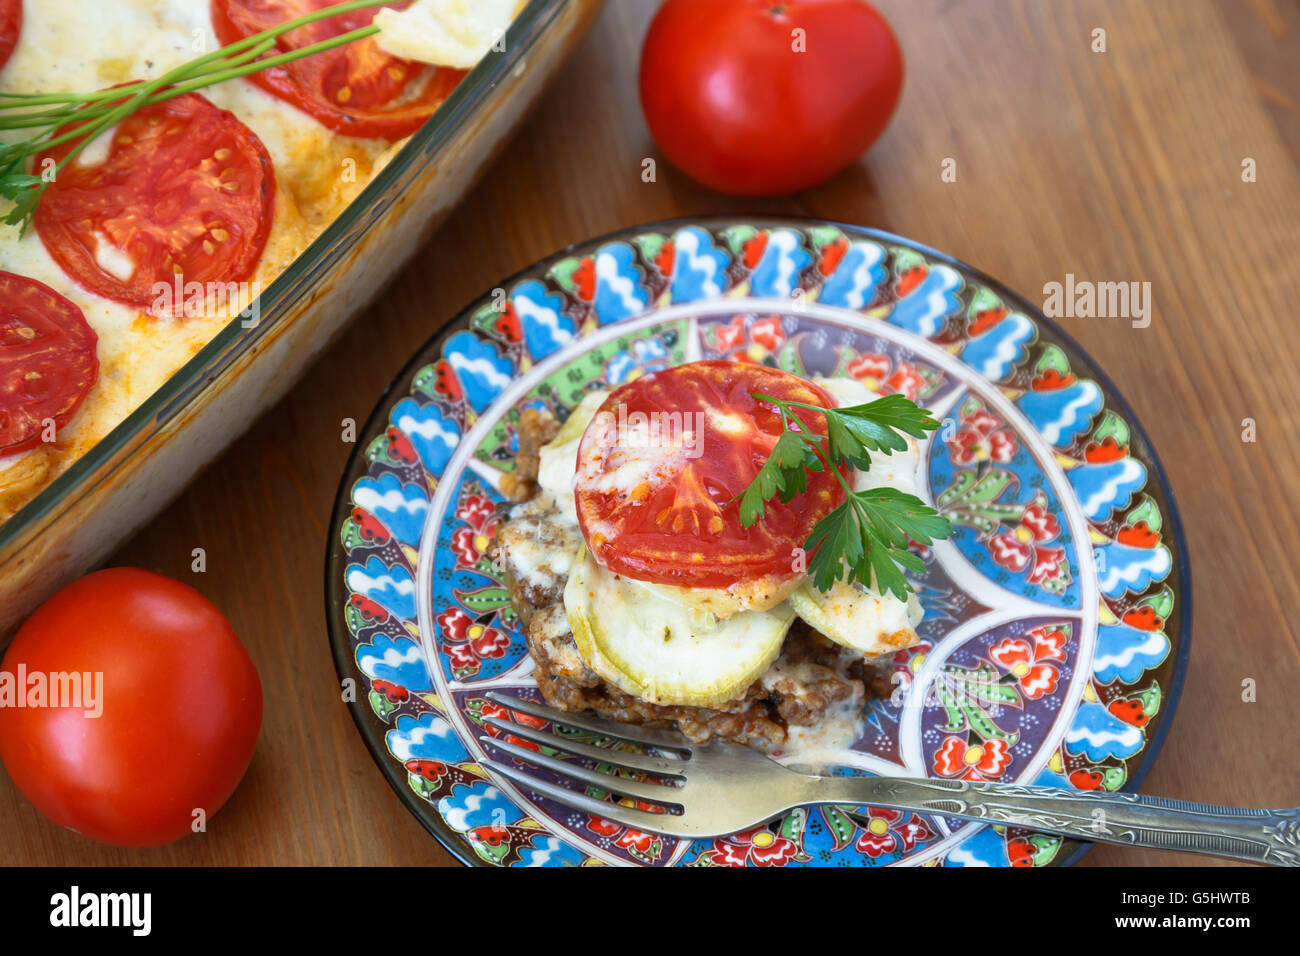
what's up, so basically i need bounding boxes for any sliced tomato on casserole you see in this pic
[0,272,98,454]
[211,0,466,140]
[0,0,20,70]
[32,92,276,313]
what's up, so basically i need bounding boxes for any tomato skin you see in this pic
[639,0,904,196]
[0,271,99,454]
[211,0,466,141]
[0,569,262,848]
[574,360,846,590]
[34,92,276,312]
[0,0,20,71]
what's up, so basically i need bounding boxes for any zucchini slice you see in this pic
[788,578,923,658]
[537,389,609,524]
[564,547,793,707]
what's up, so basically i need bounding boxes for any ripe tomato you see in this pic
[574,360,846,589]
[0,271,99,454]
[211,0,466,141]
[34,92,275,313]
[639,0,904,196]
[0,568,262,847]
[0,0,20,71]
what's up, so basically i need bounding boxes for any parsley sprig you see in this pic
[0,0,396,234]
[738,392,953,599]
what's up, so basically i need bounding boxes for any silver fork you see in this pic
[479,692,1300,866]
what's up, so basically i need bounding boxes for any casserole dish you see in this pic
[0,0,603,637]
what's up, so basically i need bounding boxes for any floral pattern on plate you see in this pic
[328,220,1189,867]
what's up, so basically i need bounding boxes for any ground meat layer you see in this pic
[500,407,562,502]
[526,612,871,751]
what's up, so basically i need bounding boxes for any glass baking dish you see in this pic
[0,0,603,637]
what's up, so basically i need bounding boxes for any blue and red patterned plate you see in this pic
[325,218,1190,867]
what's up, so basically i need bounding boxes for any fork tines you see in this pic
[479,691,690,823]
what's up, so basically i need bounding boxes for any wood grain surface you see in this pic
[3,0,1298,867]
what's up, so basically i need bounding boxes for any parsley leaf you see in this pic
[738,387,953,598]
[822,393,942,470]
[0,176,45,231]
[804,490,948,600]
[738,429,820,526]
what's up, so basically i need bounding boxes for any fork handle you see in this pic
[813,776,1300,866]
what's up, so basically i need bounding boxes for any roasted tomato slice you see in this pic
[0,272,99,454]
[574,360,846,590]
[33,91,275,313]
[0,0,21,70]
[211,0,466,141]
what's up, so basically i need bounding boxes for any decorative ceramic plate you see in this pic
[325,218,1190,867]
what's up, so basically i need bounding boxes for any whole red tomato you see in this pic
[639,0,904,196]
[0,568,262,847]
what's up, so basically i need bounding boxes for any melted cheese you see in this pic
[375,0,522,69]
[497,502,583,595]
[763,658,867,768]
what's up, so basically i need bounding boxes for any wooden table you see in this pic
[4,0,1298,867]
